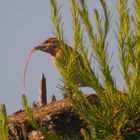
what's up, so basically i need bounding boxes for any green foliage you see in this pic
[0,104,8,140]
[48,0,140,139]
[1,0,140,140]
[79,0,115,94]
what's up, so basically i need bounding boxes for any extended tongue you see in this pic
[23,47,37,86]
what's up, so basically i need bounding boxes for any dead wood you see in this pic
[7,94,96,140]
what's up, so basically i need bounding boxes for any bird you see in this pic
[23,37,104,90]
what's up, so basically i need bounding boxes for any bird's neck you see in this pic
[52,48,63,57]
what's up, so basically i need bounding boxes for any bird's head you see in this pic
[23,37,60,86]
[34,37,60,56]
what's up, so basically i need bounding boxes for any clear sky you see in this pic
[0,0,133,114]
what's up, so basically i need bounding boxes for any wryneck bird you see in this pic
[24,37,104,90]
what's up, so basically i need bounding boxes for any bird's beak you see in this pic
[34,44,49,51]
[34,44,45,50]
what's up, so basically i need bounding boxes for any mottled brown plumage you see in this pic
[24,37,103,89]
[34,37,89,86]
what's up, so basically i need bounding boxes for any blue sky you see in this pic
[0,0,133,114]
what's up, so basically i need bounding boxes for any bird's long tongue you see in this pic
[23,48,36,86]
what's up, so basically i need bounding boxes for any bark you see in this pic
[7,94,96,140]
